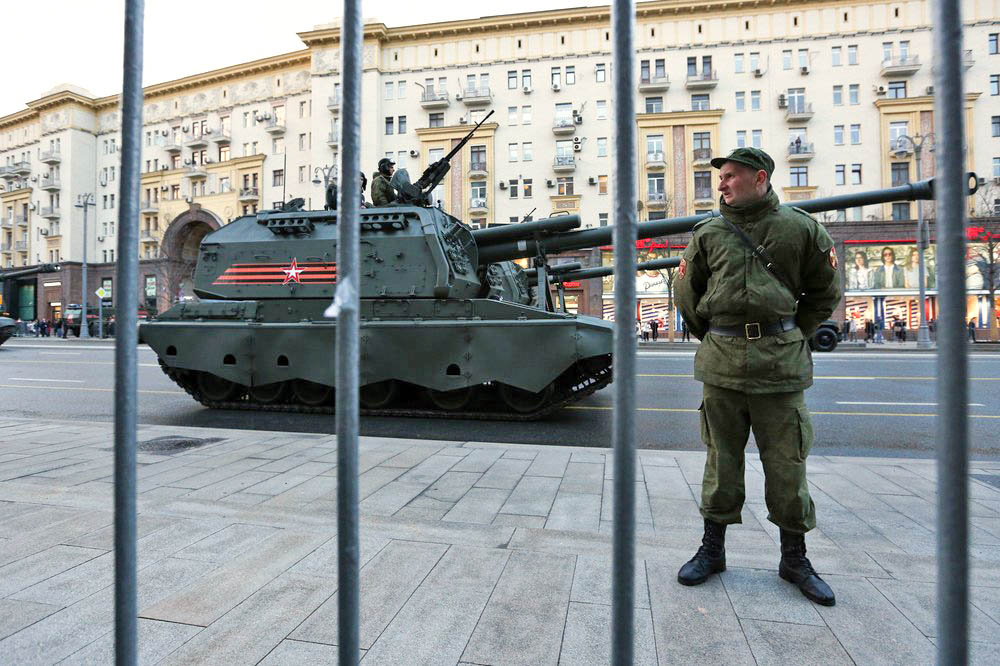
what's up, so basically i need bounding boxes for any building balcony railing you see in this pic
[264,119,286,134]
[185,134,209,149]
[14,215,28,227]
[420,90,450,109]
[11,161,31,176]
[1,219,12,228]
[553,155,577,173]
[638,75,670,93]
[140,200,159,214]
[552,119,576,136]
[787,142,815,161]
[0,166,17,179]
[40,177,61,191]
[645,152,666,170]
[140,231,157,243]
[468,161,488,178]
[646,192,668,209]
[40,150,61,165]
[880,55,921,77]
[0,243,9,252]
[15,240,27,251]
[460,87,492,107]
[45,226,61,239]
[962,49,975,70]
[469,197,488,213]
[685,71,718,89]
[328,94,341,112]
[185,166,207,179]
[327,131,340,147]
[888,138,913,156]
[692,148,713,166]
[40,206,59,219]
[212,130,231,144]
[164,141,182,153]
[693,187,715,204]
[785,102,814,122]
[238,187,260,202]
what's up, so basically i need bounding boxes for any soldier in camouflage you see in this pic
[675,147,841,606]
[371,158,397,206]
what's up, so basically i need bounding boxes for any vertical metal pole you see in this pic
[610,0,637,662]
[80,198,90,338]
[933,0,969,661]
[915,144,932,348]
[334,0,362,662]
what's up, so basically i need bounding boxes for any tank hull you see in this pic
[0,317,15,346]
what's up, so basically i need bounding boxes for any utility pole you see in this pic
[75,193,96,338]
[895,133,935,348]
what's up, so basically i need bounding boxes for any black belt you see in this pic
[708,318,797,340]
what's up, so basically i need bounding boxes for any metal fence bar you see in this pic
[335,0,363,662]
[610,0,637,662]
[932,0,969,661]
[115,1,144,663]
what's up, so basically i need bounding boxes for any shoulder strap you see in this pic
[719,216,802,298]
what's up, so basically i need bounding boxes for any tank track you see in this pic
[159,356,612,421]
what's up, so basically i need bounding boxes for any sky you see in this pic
[2,0,607,117]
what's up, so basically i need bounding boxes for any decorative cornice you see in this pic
[874,92,980,110]
[637,109,725,126]
[415,122,499,141]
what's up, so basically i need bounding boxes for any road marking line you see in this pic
[8,377,84,383]
[39,352,80,355]
[566,406,1000,418]
[0,360,160,367]
[836,401,986,407]
[0,384,183,395]
[638,374,1000,380]
[2,344,153,351]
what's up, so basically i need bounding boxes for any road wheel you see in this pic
[360,380,399,409]
[292,379,333,407]
[498,382,554,414]
[249,381,289,405]
[426,385,477,411]
[196,372,242,402]
[812,328,838,352]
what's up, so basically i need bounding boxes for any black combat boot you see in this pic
[677,519,727,586]
[778,529,836,606]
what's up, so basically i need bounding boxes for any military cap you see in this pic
[710,147,774,178]
[377,157,396,170]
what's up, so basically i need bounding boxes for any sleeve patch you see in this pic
[678,258,688,280]
[829,248,838,269]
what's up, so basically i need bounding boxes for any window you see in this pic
[834,210,847,222]
[597,137,608,157]
[691,94,710,111]
[557,177,574,196]
[272,137,284,154]
[993,116,1000,137]
[847,45,858,65]
[892,202,911,220]
[509,178,518,199]
[429,113,444,128]
[596,100,607,119]
[471,181,486,201]
[506,107,518,126]
[596,63,606,82]
[522,69,532,88]
[992,75,1000,96]
[889,121,909,148]
[398,116,407,134]
[782,50,793,69]
[599,213,609,227]
[273,169,284,186]
[384,82,393,100]
[787,87,806,113]
[832,46,842,66]
[298,133,307,151]
[734,53,744,73]
[398,81,406,98]
[891,162,910,186]
[522,106,532,124]
[694,171,712,197]
[749,52,760,71]
[736,130,747,148]
[598,175,608,194]
[508,143,519,162]
[851,164,862,185]
[384,117,393,135]
[990,33,998,55]
[522,142,533,161]
[899,41,910,60]
[993,157,1000,178]
[849,84,859,105]
[735,91,745,112]
[887,81,907,99]
[470,145,486,171]
[645,97,663,113]
[850,124,861,144]
[789,166,808,187]
[833,85,843,105]
[798,49,808,68]
[835,164,846,185]
[750,90,760,111]
[298,166,306,183]
[687,56,697,77]
[523,179,532,198]
[565,66,576,85]
[692,131,711,150]
[551,67,561,87]
[882,41,894,63]
[646,134,664,157]
[834,125,844,145]
[508,70,518,89]
[752,129,762,148]
[647,172,665,195]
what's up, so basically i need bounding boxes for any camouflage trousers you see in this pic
[698,383,816,534]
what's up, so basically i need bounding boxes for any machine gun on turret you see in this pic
[393,110,495,206]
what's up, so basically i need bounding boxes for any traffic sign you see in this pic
[95,288,108,299]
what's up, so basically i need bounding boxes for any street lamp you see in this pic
[74,193,96,339]
[894,133,935,349]
[313,165,338,210]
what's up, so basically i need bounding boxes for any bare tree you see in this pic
[968,181,1000,340]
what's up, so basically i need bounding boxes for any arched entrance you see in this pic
[157,205,223,311]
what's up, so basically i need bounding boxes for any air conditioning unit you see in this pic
[409,149,419,157]
[499,181,507,190]
[160,165,169,171]
[96,235,105,242]
[205,159,214,164]
[204,128,212,135]
[993,177,1000,185]
[522,85,532,94]
[546,179,555,188]
[926,85,935,95]
[573,136,582,144]
[800,66,810,75]
[161,185,169,191]
[572,113,583,125]
[39,229,48,236]
[551,83,561,92]
[777,94,787,108]
[184,159,192,165]
[588,176,597,185]
[458,117,468,124]
[455,92,463,100]
[573,144,583,152]
[161,129,169,136]
[182,125,189,132]
[874,85,887,95]
[752,68,763,77]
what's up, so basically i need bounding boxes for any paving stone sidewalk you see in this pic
[1,417,999,664]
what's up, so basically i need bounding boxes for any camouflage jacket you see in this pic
[371,173,397,206]
[675,188,841,393]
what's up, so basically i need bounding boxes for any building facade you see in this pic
[0,0,998,328]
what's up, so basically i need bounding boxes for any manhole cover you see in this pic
[972,474,1000,490]
[138,436,223,455]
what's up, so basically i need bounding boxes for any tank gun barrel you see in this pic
[0,263,61,280]
[471,214,581,245]
[524,262,583,280]
[477,176,968,265]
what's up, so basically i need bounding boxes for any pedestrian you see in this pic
[681,319,690,342]
[650,318,659,341]
[371,158,397,206]
[360,171,370,208]
[641,320,651,342]
[874,319,884,344]
[842,319,851,343]
[969,318,977,342]
[929,318,936,341]
[864,318,874,343]
[675,147,840,606]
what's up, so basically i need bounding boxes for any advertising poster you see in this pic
[601,243,677,297]
[845,242,998,293]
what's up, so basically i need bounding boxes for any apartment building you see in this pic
[0,0,997,324]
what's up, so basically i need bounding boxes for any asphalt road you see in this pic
[2,339,999,459]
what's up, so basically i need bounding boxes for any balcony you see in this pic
[787,142,815,162]
[469,198,488,213]
[0,243,9,252]
[40,177,61,191]
[164,141,182,153]
[15,240,27,251]
[0,166,17,179]
[14,215,27,227]
[645,152,666,170]
[327,131,340,148]
[140,200,159,214]
[460,87,492,107]
[420,90,450,109]
[880,55,921,77]
[212,130,231,144]
[185,166,207,179]
[40,206,59,219]
[46,226,61,239]
[1,219,11,228]
[646,192,668,210]
[692,148,713,166]
[962,49,975,71]
[638,75,670,93]
[11,161,31,177]
[692,187,715,206]
[888,138,913,156]
[552,119,576,136]
[239,187,260,202]
[140,230,157,243]
[264,119,286,134]
[785,102,814,123]
[185,134,209,149]
[553,155,577,173]
[468,161,488,179]
[685,70,718,90]
[327,94,341,112]
[40,150,61,165]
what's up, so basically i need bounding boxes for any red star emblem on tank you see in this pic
[281,258,305,285]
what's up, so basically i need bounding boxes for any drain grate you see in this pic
[138,436,223,455]
[972,474,1000,490]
